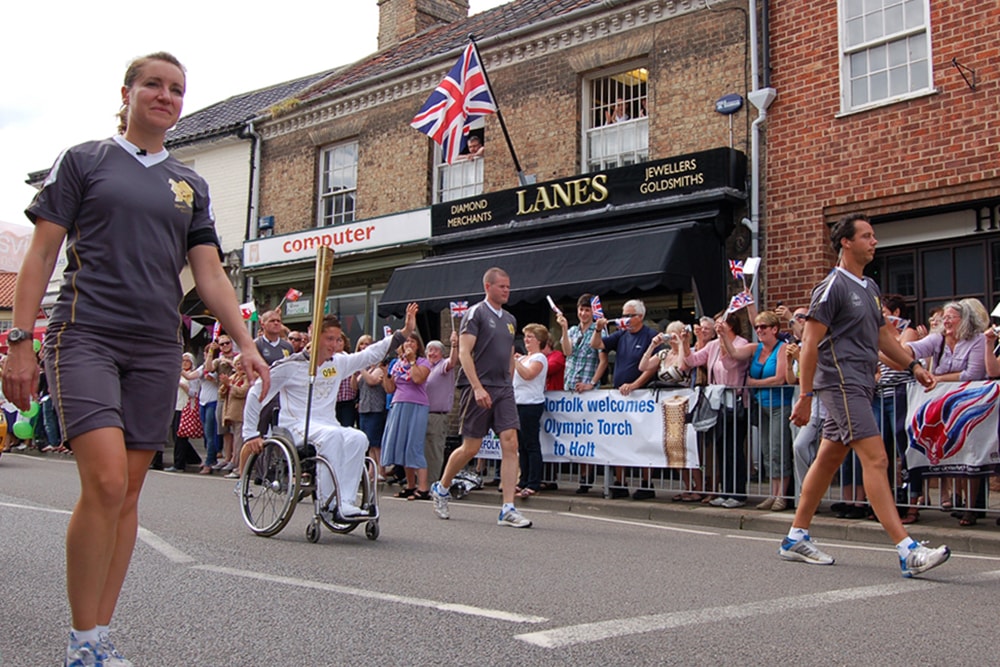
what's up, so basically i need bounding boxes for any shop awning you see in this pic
[377,222,725,317]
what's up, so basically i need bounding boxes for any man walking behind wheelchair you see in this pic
[242,303,418,518]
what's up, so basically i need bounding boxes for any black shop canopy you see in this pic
[377,221,726,317]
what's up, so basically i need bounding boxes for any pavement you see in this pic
[470,482,1000,557]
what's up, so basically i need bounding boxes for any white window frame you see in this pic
[433,118,486,203]
[582,63,649,172]
[317,141,358,227]
[838,0,934,114]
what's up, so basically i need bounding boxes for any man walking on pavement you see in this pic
[430,267,532,527]
[780,213,950,577]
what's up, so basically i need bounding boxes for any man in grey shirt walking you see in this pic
[780,213,950,577]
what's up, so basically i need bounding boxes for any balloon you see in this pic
[12,421,33,440]
[19,400,39,418]
[32,339,41,353]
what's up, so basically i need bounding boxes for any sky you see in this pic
[0,0,511,227]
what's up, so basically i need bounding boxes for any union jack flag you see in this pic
[590,295,604,320]
[284,288,303,303]
[725,291,754,315]
[728,259,744,280]
[411,43,497,164]
[450,301,469,318]
[212,322,222,341]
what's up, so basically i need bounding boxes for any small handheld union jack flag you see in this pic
[450,301,469,319]
[728,259,744,280]
[212,321,222,341]
[725,291,755,315]
[284,288,303,303]
[590,295,604,320]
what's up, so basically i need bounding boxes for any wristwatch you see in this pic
[6,328,33,345]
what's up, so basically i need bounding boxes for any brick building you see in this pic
[247,0,755,342]
[766,0,1000,321]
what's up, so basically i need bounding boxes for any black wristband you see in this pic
[907,359,921,372]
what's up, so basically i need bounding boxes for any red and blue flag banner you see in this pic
[906,381,1000,475]
[728,259,744,280]
[449,301,469,319]
[590,295,604,320]
[886,314,910,333]
[613,317,631,329]
[383,325,393,339]
[212,321,222,341]
[411,43,497,164]
[724,290,754,315]
[284,288,303,303]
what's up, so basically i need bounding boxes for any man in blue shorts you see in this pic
[781,213,950,577]
[430,267,531,527]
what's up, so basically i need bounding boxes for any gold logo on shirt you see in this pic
[169,179,194,209]
[322,367,338,378]
[507,323,515,335]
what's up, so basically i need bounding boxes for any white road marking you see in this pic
[193,564,549,624]
[0,500,71,516]
[137,527,196,564]
[515,572,997,649]
[557,512,719,535]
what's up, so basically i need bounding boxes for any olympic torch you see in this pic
[303,245,334,448]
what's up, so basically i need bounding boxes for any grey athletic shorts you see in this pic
[817,384,880,445]
[457,384,520,439]
[44,323,181,450]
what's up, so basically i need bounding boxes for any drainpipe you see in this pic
[742,0,775,313]
[242,118,263,336]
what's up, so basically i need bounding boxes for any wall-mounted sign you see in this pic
[244,208,430,269]
[431,147,746,237]
[714,93,744,115]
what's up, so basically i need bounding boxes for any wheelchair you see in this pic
[238,426,380,542]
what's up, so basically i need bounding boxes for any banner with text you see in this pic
[476,389,700,468]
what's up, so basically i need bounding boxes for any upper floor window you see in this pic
[840,0,932,112]
[318,141,357,226]
[584,66,648,172]
[434,124,485,203]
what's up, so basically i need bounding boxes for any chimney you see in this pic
[378,0,470,50]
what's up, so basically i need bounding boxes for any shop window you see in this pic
[318,141,358,226]
[584,66,649,172]
[840,0,932,112]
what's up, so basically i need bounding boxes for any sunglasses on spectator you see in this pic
[289,336,304,342]
[793,313,807,320]
[754,324,774,330]
[219,340,232,346]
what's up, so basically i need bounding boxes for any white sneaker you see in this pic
[779,536,835,565]
[498,507,532,528]
[430,481,450,520]
[900,542,950,578]
[709,496,728,507]
[340,503,366,517]
[721,497,746,508]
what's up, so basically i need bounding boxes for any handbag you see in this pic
[177,397,204,439]
[689,386,719,433]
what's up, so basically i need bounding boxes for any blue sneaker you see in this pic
[779,536,834,565]
[900,542,950,578]
[65,640,103,667]
[97,632,134,667]
[430,481,450,520]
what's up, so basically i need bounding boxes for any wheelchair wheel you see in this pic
[313,457,374,535]
[239,437,301,537]
[365,520,379,541]
[305,518,321,544]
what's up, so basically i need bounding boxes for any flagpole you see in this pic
[467,34,531,186]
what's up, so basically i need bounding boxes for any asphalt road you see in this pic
[3,452,1000,666]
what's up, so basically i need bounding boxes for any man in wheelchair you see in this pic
[242,303,418,518]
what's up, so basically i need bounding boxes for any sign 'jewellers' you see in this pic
[432,147,745,236]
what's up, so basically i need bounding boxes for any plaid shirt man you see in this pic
[563,320,603,390]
